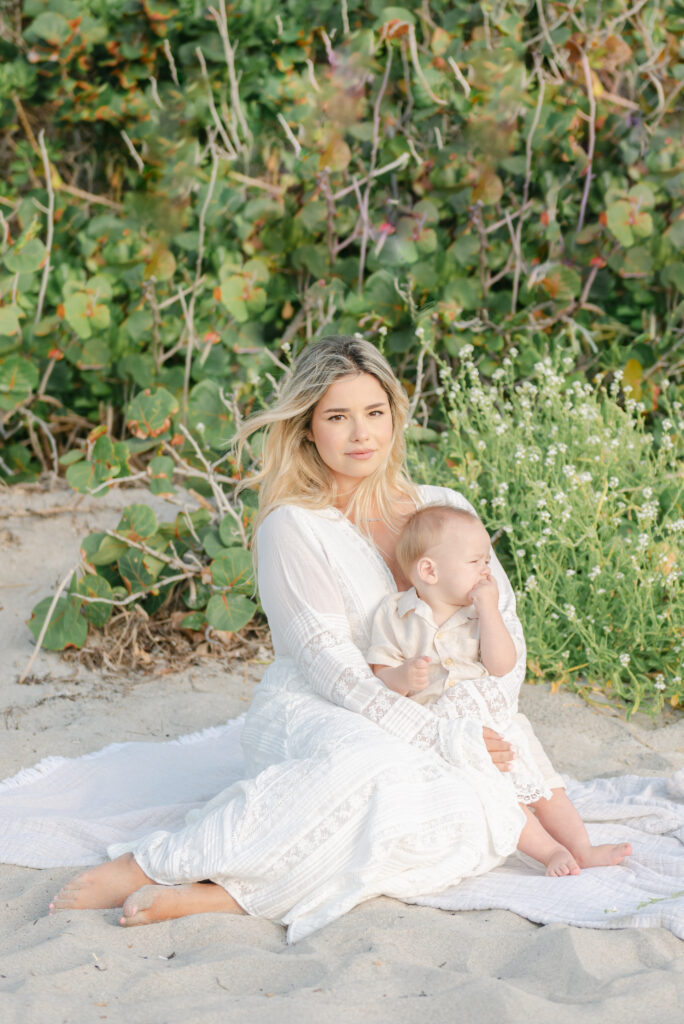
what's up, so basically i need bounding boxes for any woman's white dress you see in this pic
[110,485,528,943]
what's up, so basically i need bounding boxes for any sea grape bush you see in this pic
[1,0,684,479]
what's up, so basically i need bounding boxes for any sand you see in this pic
[1,480,683,1023]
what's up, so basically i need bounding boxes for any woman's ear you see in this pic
[416,556,437,585]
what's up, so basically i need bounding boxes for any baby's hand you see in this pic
[373,658,431,697]
[468,575,499,612]
[404,655,431,694]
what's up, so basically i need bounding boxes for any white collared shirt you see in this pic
[366,587,493,705]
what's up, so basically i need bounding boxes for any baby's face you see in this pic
[424,518,492,606]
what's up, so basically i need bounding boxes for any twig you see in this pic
[177,423,231,516]
[196,46,239,158]
[59,183,123,211]
[341,0,350,35]
[104,530,189,570]
[19,564,78,683]
[25,409,59,474]
[163,39,179,85]
[229,171,284,196]
[505,211,525,315]
[577,51,596,233]
[149,76,164,109]
[157,277,206,311]
[211,0,252,149]
[305,59,320,93]
[276,113,301,156]
[120,130,145,175]
[447,56,470,96]
[407,25,446,105]
[332,152,410,201]
[351,176,371,294]
[34,130,54,324]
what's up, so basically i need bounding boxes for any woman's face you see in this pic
[308,373,394,495]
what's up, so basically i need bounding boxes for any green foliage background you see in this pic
[2,0,683,712]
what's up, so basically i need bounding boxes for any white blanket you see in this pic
[1,717,682,938]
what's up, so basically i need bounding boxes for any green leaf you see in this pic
[81,531,128,567]
[199,525,225,558]
[117,504,158,539]
[665,218,684,251]
[538,265,581,303]
[376,6,416,27]
[118,548,164,593]
[205,592,256,632]
[181,611,206,630]
[0,305,22,337]
[25,11,72,45]
[59,449,85,467]
[127,387,179,439]
[144,243,176,281]
[606,200,634,247]
[218,511,244,547]
[0,356,39,411]
[148,454,176,495]
[661,263,684,292]
[66,458,116,495]
[210,548,253,593]
[4,237,47,275]
[218,277,248,322]
[64,292,110,340]
[75,573,113,627]
[28,595,88,651]
[187,379,233,448]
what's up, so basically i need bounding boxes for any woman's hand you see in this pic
[482,727,514,772]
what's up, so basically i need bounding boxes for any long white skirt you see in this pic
[110,678,522,943]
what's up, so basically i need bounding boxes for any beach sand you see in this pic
[1,481,683,1023]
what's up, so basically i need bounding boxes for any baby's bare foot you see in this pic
[545,847,580,877]
[49,853,151,913]
[575,842,632,868]
[120,882,244,927]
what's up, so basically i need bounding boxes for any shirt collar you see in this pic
[397,588,476,629]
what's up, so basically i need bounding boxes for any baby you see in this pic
[367,503,632,876]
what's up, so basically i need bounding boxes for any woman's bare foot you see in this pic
[120,882,245,927]
[574,842,632,868]
[49,853,152,913]
[545,847,581,877]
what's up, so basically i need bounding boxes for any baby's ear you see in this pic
[416,556,437,585]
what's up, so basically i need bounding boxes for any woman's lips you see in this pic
[346,450,376,459]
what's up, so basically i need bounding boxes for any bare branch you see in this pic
[577,51,596,233]
[19,564,78,683]
[276,113,301,156]
[34,130,54,324]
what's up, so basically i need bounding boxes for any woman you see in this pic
[51,335,531,944]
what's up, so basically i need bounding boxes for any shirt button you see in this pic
[448,680,455,687]
[436,632,442,640]
[444,657,453,666]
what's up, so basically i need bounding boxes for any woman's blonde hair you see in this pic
[235,335,418,534]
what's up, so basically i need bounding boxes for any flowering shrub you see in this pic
[414,350,683,716]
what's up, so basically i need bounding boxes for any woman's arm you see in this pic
[256,506,508,770]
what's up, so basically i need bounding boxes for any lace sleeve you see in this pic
[256,507,488,767]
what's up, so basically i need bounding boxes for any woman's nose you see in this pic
[350,418,369,440]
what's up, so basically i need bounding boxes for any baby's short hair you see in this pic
[396,504,482,578]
